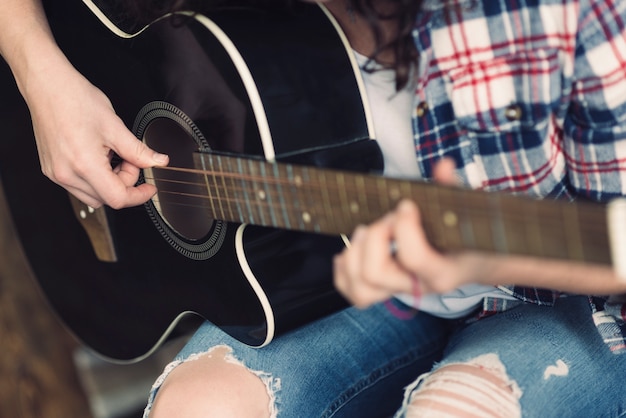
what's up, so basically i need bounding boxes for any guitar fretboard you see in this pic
[153,152,611,266]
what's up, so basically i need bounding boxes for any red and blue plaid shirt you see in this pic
[410,0,626,353]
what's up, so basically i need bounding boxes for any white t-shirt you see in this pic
[355,52,514,318]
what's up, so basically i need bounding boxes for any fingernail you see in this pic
[153,152,169,165]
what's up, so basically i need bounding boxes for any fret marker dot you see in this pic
[350,202,359,214]
[302,212,312,223]
[294,175,303,187]
[79,210,87,219]
[443,211,458,227]
[257,190,266,200]
[389,188,401,200]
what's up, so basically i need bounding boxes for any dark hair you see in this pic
[350,0,421,90]
[121,0,421,90]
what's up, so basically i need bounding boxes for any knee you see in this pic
[403,354,522,418]
[149,346,273,418]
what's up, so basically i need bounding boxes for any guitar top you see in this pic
[0,0,619,363]
[0,0,381,362]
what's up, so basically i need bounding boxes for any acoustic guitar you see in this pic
[0,0,620,363]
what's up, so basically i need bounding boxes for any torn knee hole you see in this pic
[150,345,279,418]
[405,354,522,418]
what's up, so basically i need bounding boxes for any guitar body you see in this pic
[0,0,382,362]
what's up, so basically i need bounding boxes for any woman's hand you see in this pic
[1,0,168,209]
[334,158,626,308]
[333,159,470,308]
[333,198,477,308]
[23,55,169,209]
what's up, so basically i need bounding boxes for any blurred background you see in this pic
[0,177,188,418]
[0,54,188,418]
[0,176,182,418]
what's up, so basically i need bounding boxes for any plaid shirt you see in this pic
[410,0,626,353]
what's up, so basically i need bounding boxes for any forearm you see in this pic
[0,0,71,100]
[457,251,626,296]
[336,189,626,309]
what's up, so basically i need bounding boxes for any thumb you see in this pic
[112,127,169,169]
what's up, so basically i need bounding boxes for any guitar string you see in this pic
[141,165,609,235]
[139,163,612,264]
[143,165,603,211]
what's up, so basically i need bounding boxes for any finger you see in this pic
[360,216,414,293]
[78,158,156,209]
[432,157,458,186]
[108,121,169,169]
[333,252,393,308]
[392,200,434,273]
[393,200,455,294]
[115,160,144,187]
[95,174,157,209]
[341,219,416,306]
[334,226,379,306]
[63,182,104,209]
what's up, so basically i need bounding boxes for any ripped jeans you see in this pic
[144,296,626,417]
[397,295,626,418]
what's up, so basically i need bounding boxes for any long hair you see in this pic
[351,0,422,90]
[121,0,422,89]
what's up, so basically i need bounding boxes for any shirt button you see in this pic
[416,101,429,117]
[504,104,522,121]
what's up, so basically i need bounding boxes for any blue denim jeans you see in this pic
[145,296,626,417]
[396,295,626,417]
[144,299,449,417]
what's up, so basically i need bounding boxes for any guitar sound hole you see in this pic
[143,117,213,241]
[133,101,227,261]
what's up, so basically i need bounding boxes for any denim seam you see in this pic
[319,340,445,418]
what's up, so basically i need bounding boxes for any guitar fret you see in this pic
[458,212,476,249]
[238,158,255,224]
[355,175,370,224]
[426,185,446,250]
[336,172,350,229]
[530,199,567,259]
[522,198,543,258]
[377,177,390,212]
[349,173,363,230]
[489,196,509,254]
[191,152,613,267]
[285,165,303,231]
[521,198,544,255]
[216,155,235,222]
[562,203,584,261]
[472,212,495,255]
[300,166,314,231]
[497,196,521,255]
[199,155,218,218]
[259,162,278,228]
[318,169,334,234]
[439,187,464,250]
[228,157,244,222]
[273,162,290,230]
[464,197,493,252]
[213,156,227,220]
[307,169,319,231]
[248,159,266,225]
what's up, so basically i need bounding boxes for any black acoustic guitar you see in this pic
[0,0,618,363]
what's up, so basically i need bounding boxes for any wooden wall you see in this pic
[0,181,93,418]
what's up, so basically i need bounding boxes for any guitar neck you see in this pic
[173,152,611,265]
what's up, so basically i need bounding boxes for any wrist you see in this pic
[13,37,74,107]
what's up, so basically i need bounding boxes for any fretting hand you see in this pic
[333,159,464,308]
